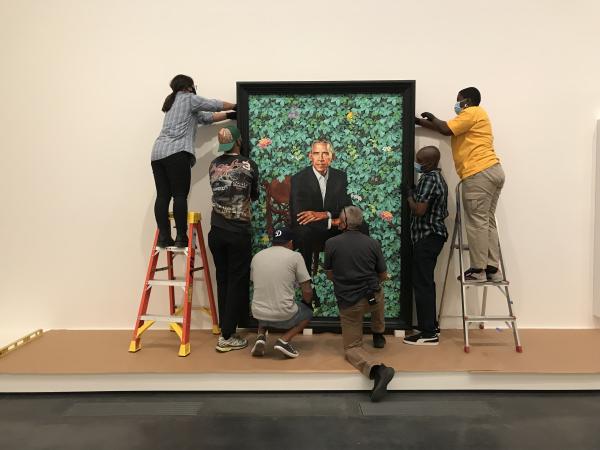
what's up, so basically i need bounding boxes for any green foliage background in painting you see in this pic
[248,93,404,318]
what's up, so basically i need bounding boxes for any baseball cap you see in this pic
[218,125,241,152]
[272,227,294,244]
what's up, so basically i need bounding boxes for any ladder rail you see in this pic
[129,212,219,357]
[455,181,469,351]
[438,180,523,353]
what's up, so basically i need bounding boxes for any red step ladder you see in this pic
[129,212,219,357]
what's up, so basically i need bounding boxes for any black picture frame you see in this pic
[237,80,415,331]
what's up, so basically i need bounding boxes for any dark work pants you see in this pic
[151,152,192,238]
[412,234,445,334]
[208,226,252,339]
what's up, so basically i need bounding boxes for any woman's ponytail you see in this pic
[161,74,195,112]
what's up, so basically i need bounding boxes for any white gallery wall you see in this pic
[1,0,599,342]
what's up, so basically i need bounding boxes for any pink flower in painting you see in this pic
[379,211,393,222]
[258,138,272,149]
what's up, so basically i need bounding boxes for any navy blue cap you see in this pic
[272,227,294,244]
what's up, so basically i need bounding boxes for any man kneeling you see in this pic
[250,227,313,358]
[324,206,395,402]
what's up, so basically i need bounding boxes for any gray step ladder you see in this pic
[438,180,523,353]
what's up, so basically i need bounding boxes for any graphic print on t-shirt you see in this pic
[209,157,255,222]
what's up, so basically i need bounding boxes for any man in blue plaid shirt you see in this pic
[404,146,448,346]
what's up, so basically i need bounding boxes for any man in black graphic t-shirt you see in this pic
[208,125,259,353]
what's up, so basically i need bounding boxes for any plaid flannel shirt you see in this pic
[151,92,223,166]
[410,169,449,243]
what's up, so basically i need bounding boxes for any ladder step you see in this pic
[465,315,516,321]
[155,266,203,273]
[452,244,470,251]
[140,314,184,323]
[156,246,190,254]
[462,280,510,286]
[148,279,186,287]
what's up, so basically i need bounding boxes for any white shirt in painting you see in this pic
[312,167,332,229]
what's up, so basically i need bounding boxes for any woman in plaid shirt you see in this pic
[151,74,236,248]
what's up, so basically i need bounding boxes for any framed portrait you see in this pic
[237,81,415,330]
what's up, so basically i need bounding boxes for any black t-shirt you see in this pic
[324,230,387,309]
[209,153,259,234]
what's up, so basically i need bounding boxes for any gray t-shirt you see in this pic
[251,246,311,321]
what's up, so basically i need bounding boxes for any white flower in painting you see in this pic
[383,146,392,153]
[351,193,363,202]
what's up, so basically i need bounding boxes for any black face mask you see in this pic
[339,208,348,231]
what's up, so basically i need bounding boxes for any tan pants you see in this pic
[338,288,385,378]
[461,163,505,270]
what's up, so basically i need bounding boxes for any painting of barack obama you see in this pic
[290,139,353,275]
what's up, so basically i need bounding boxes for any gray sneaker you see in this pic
[216,335,248,353]
[251,333,267,357]
[486,268,504,282]
[274,338,299,358]
[459,268,486,283]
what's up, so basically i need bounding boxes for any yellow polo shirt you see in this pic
[447,106,499,179]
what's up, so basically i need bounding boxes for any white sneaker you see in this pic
[216,335,248,353]
[251,333,267,357]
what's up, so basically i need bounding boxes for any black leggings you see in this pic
[151,152,192,237]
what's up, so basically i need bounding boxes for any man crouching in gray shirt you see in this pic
[324,206,395,402]
[250,227,313,358]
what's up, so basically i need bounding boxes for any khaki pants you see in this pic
[338,288,385,378]
[461,163,505,270]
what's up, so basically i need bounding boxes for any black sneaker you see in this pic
[458,268,486,282]
[373,333,386,348]
[251,333,267,357]
[174,234,189,248]
[157,235,175,248]
[370,364,395,402]
[274,338,299,358]
[403,332,439,346]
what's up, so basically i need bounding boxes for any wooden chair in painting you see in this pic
[263,176,323,281]
[263,176,292,237]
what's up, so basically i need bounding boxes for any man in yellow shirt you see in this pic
[415,87,505,282]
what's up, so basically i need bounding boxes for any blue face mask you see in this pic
[414,162,423,173]
[454,101,463,115]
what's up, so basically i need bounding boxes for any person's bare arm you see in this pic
[221,101,235,111]
[416,113,453,136]
[300,280,313,304]
[212,112,228,122]
[326,270,334,281]
[378,271,389,282]
[407,195,428,217]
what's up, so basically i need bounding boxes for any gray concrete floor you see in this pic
[0,391,599,449]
